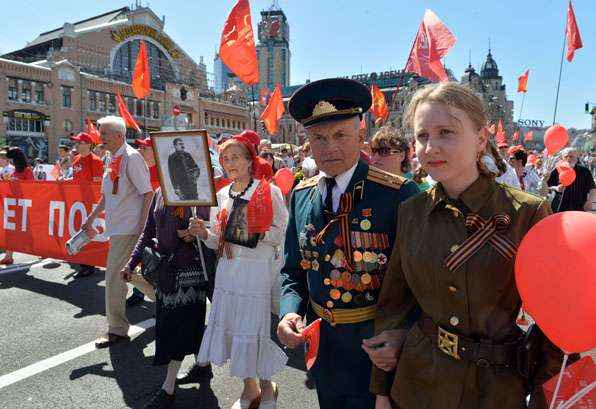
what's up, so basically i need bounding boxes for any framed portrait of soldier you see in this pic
[150,130,217,206]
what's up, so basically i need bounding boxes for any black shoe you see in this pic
[73,266,95,279]
[126,293,144,307]
[143,389,175,409]
[175,363,213,385]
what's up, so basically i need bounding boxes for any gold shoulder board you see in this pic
[295,176,319,190]
[367,166,406,190]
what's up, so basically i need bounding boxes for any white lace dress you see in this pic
[198,182,288,379]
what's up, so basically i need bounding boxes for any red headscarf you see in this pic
[219,135,273,234]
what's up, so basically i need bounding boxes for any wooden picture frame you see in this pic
[150,129,217,207]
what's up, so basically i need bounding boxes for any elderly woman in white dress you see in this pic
[189,135,288,409]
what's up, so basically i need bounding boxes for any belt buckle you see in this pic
[323,308,336,327]
[438,326,460,359]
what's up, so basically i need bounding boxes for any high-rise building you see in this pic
[256,7,290,92]
[214,53,232,94]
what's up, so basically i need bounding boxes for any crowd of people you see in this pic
[1,79,595,409]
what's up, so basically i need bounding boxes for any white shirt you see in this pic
[521,167,541,195]
[0,164,15,180]
[496,161,521,189]
[318,162,359,212]
[101,143,152,237]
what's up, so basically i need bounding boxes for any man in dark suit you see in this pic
[277,78,420,409]
[168,138,199,200]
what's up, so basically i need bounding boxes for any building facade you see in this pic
[0,5,249,161]
[256,8,290,92]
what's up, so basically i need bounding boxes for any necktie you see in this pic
[324,177,336,215]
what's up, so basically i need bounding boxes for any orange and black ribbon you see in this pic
[444,213,517,272]
[314,192,355,272]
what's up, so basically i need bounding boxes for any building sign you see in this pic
[3,110,50,121]
[517,119,546,128]
[111,24,180,59]
[346,71,403,82]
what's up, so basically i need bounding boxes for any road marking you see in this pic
[0,318,155,389]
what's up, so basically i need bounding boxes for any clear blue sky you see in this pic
[1,0,594,129]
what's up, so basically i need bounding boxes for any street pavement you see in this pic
[0,253,318,409]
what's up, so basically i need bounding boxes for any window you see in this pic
[35,83,44,104]
[62,86,72,108]
[227,119,230,128]
[145,100,151,118]
[64,120,73,132]
[21,81,31,103]
[127,97,135,114]
[89,91,97,111]
[152,101,159,119]
[136,99,143,117]
[98,92,106,112]
[7,113,44,133]
[108,94,116,113]
[216,118,220,127]
[8,78,18,101]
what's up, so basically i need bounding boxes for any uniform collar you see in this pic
[426,174,496,215]
[317,160,359,195]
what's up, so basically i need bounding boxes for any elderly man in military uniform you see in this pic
[277,78,420,409]
[168,138,200,200]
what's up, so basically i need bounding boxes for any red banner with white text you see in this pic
[0,181,109,267]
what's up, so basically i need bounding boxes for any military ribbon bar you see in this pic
[444,213,517,272]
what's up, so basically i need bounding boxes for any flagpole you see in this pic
[143,96,147,137]
[517,92,527,123]
[552,22,567,125]
[251,85,257,131]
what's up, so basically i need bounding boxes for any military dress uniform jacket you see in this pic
[280,160,420,396]
[370,175,565,409]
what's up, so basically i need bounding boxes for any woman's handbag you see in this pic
[140,239,175,293]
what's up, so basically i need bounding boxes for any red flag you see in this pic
[496,120,507,145]
[405,9,456,82]
[116,93,141,134]
[301,318,322,370]
[260,84,285,135]
[219,0,259,85]
[566,1,583,62]
[517,70,529,93]
[132,41,151,99]
[85,118,101,144]
[513,130,520,142]
[524,131,534,141]
[371,84,390,126]
[543,356,595,408]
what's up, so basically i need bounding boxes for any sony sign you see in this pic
[517,119,545,128]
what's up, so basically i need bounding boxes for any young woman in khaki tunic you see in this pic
[365,83,565,409]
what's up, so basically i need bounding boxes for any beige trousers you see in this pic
[105,234,138,336]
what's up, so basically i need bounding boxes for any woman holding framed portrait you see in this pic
[189,135,288,409]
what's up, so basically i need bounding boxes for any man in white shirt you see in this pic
[82,116,153,348]
[0,150,15,180]
[496,142,521,189]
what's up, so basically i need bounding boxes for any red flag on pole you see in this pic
[517,70,530,93]
[371,84,390,126]
[566,1,583,62]
[85,118,101,144]
[260,84,285,135]
[116,93,141,134]
[495,120,507,146]
[219,0,259,85]
[513,130,520,142]
[405,9,456,82]
[524,131,534,142]
[132,41,151,99]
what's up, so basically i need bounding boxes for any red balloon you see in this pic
[544,124,569,156]
[515,212,596,353]
[559,168,577,187]
[274,167,295,196]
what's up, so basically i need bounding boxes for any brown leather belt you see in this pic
[417,316,519,368]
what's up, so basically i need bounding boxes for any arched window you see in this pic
[112,40,176,90]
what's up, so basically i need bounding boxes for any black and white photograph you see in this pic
[151,130,216,206]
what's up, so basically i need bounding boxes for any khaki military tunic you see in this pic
[370,175,565,409]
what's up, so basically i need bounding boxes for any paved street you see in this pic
[0,253,318,409]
